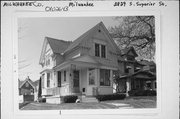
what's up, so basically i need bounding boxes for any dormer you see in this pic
[121,46,138,62]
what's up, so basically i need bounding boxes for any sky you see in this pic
[18,17,120,81]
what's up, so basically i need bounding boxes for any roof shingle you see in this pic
[46,37,72,54]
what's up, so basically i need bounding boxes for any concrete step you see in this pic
[80,96,98,103]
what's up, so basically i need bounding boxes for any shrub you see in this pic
[95,94,126,101]
[63,95,78,103]
[128,90,156,96]
[38,97,46,103]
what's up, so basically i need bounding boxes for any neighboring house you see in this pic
[39,22,156,103]
[39,22,123,103]
[116,47,156,94]
[19,77,39,102]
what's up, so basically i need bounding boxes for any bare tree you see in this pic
[109,16,155,61]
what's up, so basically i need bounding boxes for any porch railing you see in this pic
[45,84,69,96]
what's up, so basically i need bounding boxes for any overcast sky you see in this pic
[18,17,121,81]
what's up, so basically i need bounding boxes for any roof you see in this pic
[40,22,121,64]
[18,79,24,88]
[119,70,156,80]
[46,37,72,54]
[121,46,138,57]
[132,70,155,78]
[137,60,156,66]
[63,22,102,53]
[19,77,39,89]
[63,21,121,54]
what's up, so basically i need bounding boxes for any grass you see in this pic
[20,96,156,110]
[21,102,117,110]
[103,96,156,108]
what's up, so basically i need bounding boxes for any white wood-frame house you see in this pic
[39,22,156,103]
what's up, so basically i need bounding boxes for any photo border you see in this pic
[12,10,161,117]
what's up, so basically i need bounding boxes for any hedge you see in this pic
[38,97,46,103]
[128,90,156,96]
[95,93,126,101]
[62,95,78,103]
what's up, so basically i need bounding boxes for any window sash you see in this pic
[57,71,61,87]
[47,73,50,87]
[89,69,95,85]
[64,71,66,81]
[73,71,79,87]
[101,45,106,58]
[100,69,110,86]
[95,43,100,57]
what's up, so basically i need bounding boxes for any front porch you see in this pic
[115,70,156,96]
[41,58,116,103]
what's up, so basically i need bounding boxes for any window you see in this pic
[64,71,66,82]
[89,69,95,85]
[95,43,100,57]
[57,71,61,87]
[101,45,106,58]
[100,69,110,86]
[124,63,130,73]
[45,54,50,66]
[73,70,79,87]
[95,43,106,58]
[127,56,134,61]
[47,73,50,87]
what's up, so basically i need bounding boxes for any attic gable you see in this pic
[19,77,35,89]
[64,22,121,55]
[121,47,138,57]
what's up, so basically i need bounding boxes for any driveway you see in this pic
[20,96,156,110]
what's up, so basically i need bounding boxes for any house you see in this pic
[116,47,156,95]
[19,76,39,102]
[39,22,156,103]
[39,22,123,103]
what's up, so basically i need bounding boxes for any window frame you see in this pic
[95,43,100,57]
[94,43,106,58]
[47,73,50,88]
[64,70,66,82]
[89,68,95,85]
[57,71,61,87]
[100,69,110,86]
[101,44,106,58]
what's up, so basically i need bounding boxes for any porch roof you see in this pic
[40,69,53,74]
[53,55,118,71]
[119,70,156,80]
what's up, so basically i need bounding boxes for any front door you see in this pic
[87,68,97,96]
[73,70,80,93]
[57,71,61,87]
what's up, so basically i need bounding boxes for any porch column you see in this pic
[151,80,156,90]
[143,81,147,90]
[44,73,47,88]
[110,70,113,87]
[126,78,131,96]
[69,68,73,95]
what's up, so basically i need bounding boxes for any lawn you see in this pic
[20,96,156,110]
[103,96,156,108]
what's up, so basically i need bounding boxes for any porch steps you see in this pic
[80,96,99,103]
